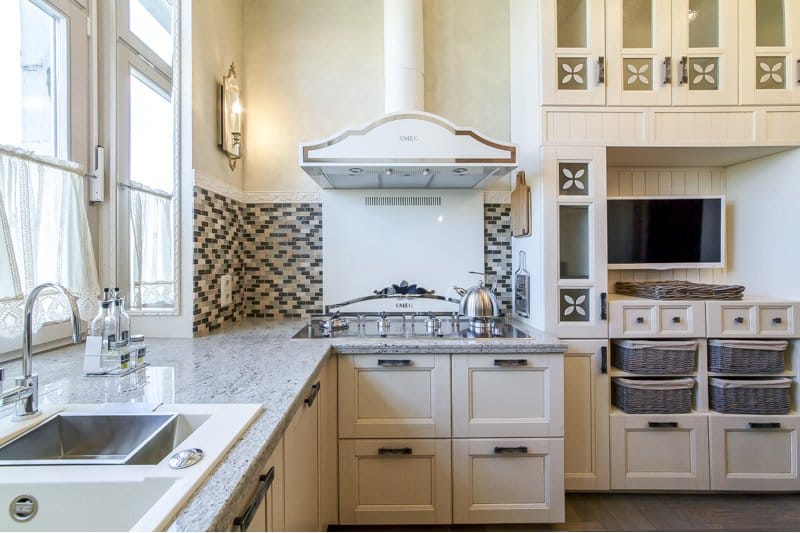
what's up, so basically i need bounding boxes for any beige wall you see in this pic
[241,0,511,192]
[192,0,244,188]
[423,0,509,143]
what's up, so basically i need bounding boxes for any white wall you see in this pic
[192,0,244,188]
[509,0,543,329]
[726,148,800,300]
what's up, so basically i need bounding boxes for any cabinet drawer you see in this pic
[709,416,800,491]
[610,413,709,490]
[338,354,450,438]
[338,439,451,525]
[452,354,563,438]
[708,302,799,337]
[610,300,705,338]
[452,438,564,524]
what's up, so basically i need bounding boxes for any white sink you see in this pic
[0,403,262,531]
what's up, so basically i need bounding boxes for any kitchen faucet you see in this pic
[0,283,81,421]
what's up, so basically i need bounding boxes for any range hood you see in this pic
[298,0,517,189]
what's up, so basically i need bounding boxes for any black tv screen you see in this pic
[608,198,724,267]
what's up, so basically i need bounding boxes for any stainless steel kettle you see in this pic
[454,273,501,319]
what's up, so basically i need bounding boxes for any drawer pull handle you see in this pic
[232,467,275,531]
[749,422,781,429]
[600,292,608,320]
[377,359,412,367]
[772,317,783,325]
[378,447,413,455]
[494,359,528,367]
[672,316,681,324]
[636,316,645,324]
[679,56,688,85]
[734,316,745,324]
[648,421,678,428]
[304,381,321,407]
[597,56,605,85]
[600,346,608,375]
[494,446,528,455]
[663,56,672,85]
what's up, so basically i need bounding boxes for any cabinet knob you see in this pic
[636,316,645,324]
[772,317,783,325]
[672,316,681,324]
[734,316,745,324]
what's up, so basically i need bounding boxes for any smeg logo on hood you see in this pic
[399,135,420,142]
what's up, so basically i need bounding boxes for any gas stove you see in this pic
[292,312,532,340]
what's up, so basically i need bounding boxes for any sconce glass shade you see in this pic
[218,63,242,170]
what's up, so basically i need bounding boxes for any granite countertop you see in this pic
[0,318,565,531]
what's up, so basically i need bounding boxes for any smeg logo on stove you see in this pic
[395,302,414,309]
[399,135,420,142]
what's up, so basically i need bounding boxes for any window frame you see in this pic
[0,0,92,360]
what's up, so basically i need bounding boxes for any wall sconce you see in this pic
[218,63,242,171]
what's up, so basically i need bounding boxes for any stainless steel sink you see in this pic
[0,412,179,466]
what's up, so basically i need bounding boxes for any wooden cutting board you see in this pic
[511,171,530,237]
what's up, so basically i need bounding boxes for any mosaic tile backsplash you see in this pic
[484,204,513,312]
[193,188,513,335]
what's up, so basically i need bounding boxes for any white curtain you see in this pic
[129,187,175,309]
[0,145,101,338]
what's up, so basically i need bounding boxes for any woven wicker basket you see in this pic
[613,340,697,374]
[612,378,695,414]
[709,378,791,414]
[615,280,745,300]
[708,340,788,374]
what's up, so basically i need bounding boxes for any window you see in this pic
[115,0,179,313]
[0,0,68,158]
[0,0,94,358]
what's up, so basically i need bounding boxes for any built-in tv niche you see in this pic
[607,196,725,270]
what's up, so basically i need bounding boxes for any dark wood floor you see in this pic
[330,493,800,531]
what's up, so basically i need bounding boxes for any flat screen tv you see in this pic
[607,196,725,269]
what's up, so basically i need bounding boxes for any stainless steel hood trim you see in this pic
[300,112,517,164]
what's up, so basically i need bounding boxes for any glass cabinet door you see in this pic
[605,0,672,106]
[541,0,607,105]
[543,146,608,339]
[672,0,739,105]
[740,0,800,104]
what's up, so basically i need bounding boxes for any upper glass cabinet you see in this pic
[740,0,800,104]
[541,0,607,105]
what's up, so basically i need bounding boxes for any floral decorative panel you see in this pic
[558,162,589,195]
[623,58,652,91]
[757,56,786,89]
[560,288,591,322]
[558,57,588,90]
[688,57,719,90]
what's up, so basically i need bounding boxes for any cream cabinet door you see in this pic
[338,439,452,525]
[606,0,672,105]
[540,0,607,105]
[564,340,610,491]
[610,413,710,490]
[338,354,451,438]
[671,0,739,105]
[317,357,338,530]
[265,439,285,532]
[543,146,608,340]
[740,0,800,104]
[452,438,564,524]
[451,354,564,438]
[709,415,800,491]
[284,385,320,532]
